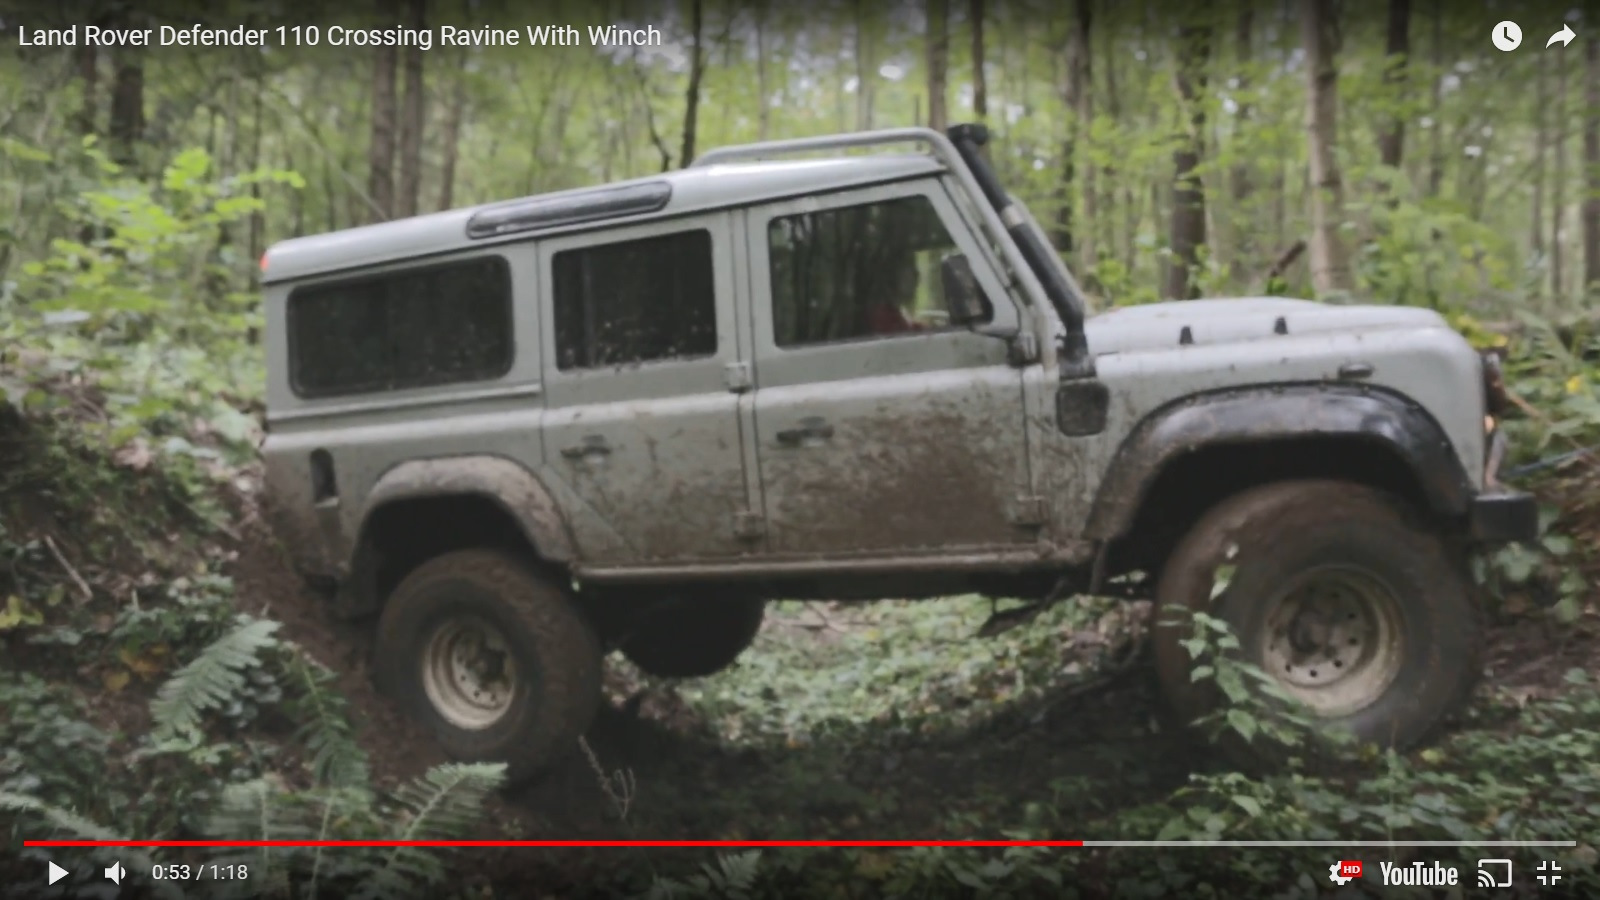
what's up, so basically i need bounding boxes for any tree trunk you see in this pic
[1378,0,1409,169]
[75,44,98,136]
[366,2,399,222]
[248,75,265,283]
[757,1,772,138]
[395,0,427,218]
[1052,2,1088,253]
[680,0,706,166]
[1302,0,1353,295]
[1586,35,1600,290]
[1071,0,1094,272]
[1164,9,1210,301]
[971,0,987,120]
[1228,6,1255,283]
[107,4,145,169]
[1425,0,1444,198]
[438,71,468,211]
[1554,44,1570,297]
[1532,52,1547,262]
[854,1,875,130]
[926,0,950,132]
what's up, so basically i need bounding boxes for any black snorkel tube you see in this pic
[945,123,1095,381]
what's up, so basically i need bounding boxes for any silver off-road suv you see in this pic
[261,126,1536,781]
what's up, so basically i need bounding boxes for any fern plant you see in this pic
[283,652,370,789]
[0,792,182,900]
[643,851,764,900]
[351,762,508,900]
[149,615,280,740]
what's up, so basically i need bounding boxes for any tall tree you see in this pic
[437,69,468,212]
[1228,5,1255,282]
[1378,0,1410,169]
[680,0,706,165]
[366,2,400,222]
[1586,34,1600,291]
[1554,43,1570,296]
[970,0,987,120]
[757,1,773,139]
[853,2,874,129]
[1302,0,1353,295]
[1164,6,1210,300]
[1425,0,1444,198]
[107,5,145,167]
[1070,0,1094,271]
[1052,0,1091,254]
[926,0,950,131]
[1532,52,1548,263]
[395,0,427,218]
[74,43,98,136]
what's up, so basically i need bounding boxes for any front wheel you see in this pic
[374,549,602,785]
[1152,480,1483,764]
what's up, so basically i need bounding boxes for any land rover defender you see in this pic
[260,125,1537,781]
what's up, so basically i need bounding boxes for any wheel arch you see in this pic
[339,456,577,617]
[1087,384,1475,574]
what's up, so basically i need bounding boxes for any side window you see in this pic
[552,230,717,370]
[288,257,512,397]
[768,194,988,348]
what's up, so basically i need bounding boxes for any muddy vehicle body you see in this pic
[261,125,1537,781]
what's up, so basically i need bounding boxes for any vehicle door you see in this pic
[539,212,756,564]
[745,180,1036,558]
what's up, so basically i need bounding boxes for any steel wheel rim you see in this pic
[1260,565,1404,718]
[421,616,518,730]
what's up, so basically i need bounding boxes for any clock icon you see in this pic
[1492,20,1523,51]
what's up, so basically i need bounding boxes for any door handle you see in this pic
[560,436,612,459]
[775,417,834,446]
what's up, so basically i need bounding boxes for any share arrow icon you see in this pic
[47,861,68,885]
[1549,24,1577,48]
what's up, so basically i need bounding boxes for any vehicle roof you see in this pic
[261,154,945,285]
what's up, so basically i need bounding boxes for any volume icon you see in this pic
[104,861,125,885]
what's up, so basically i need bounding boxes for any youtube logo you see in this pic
[1329,860,1363,885]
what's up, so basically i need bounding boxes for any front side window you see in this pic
[552,230,717,370]
[288,256,513,398]
[768,194,987,347]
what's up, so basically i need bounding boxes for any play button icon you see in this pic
[47,861,68,885]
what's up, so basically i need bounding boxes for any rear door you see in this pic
[539,212,757,564]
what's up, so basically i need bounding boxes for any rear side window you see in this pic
[287,257,513,398]
[552,230,717,370]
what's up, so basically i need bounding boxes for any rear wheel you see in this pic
[1152,480,1482,765]
[619,597,766,678]
[374,549,602,785]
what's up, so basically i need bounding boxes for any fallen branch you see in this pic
[43,536,92,603]
[1255,239,1307,292]
[579,735,637,822]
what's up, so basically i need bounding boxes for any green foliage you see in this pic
[5,140,279,469]
[149,616,283,741]
[1169,608,1320,751]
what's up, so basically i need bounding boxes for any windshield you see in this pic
[1010,196,1097,318]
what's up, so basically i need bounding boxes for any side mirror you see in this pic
[939,254,991,326]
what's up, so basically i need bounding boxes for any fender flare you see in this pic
[1084,383,1476,540]
[357,455,577,564]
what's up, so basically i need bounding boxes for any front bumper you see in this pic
[1468,490,1539,543]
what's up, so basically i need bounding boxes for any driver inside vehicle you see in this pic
[864,253,924,335]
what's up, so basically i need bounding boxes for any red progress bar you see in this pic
[25,840,1086,848]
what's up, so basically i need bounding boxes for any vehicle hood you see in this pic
[1080,297,1455,356]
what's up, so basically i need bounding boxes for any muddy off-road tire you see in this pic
[1152,480,1483,766]
[374,549,602,785]
[619,597,766,678]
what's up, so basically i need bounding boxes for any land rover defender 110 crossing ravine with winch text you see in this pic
[259,124,1537,783]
